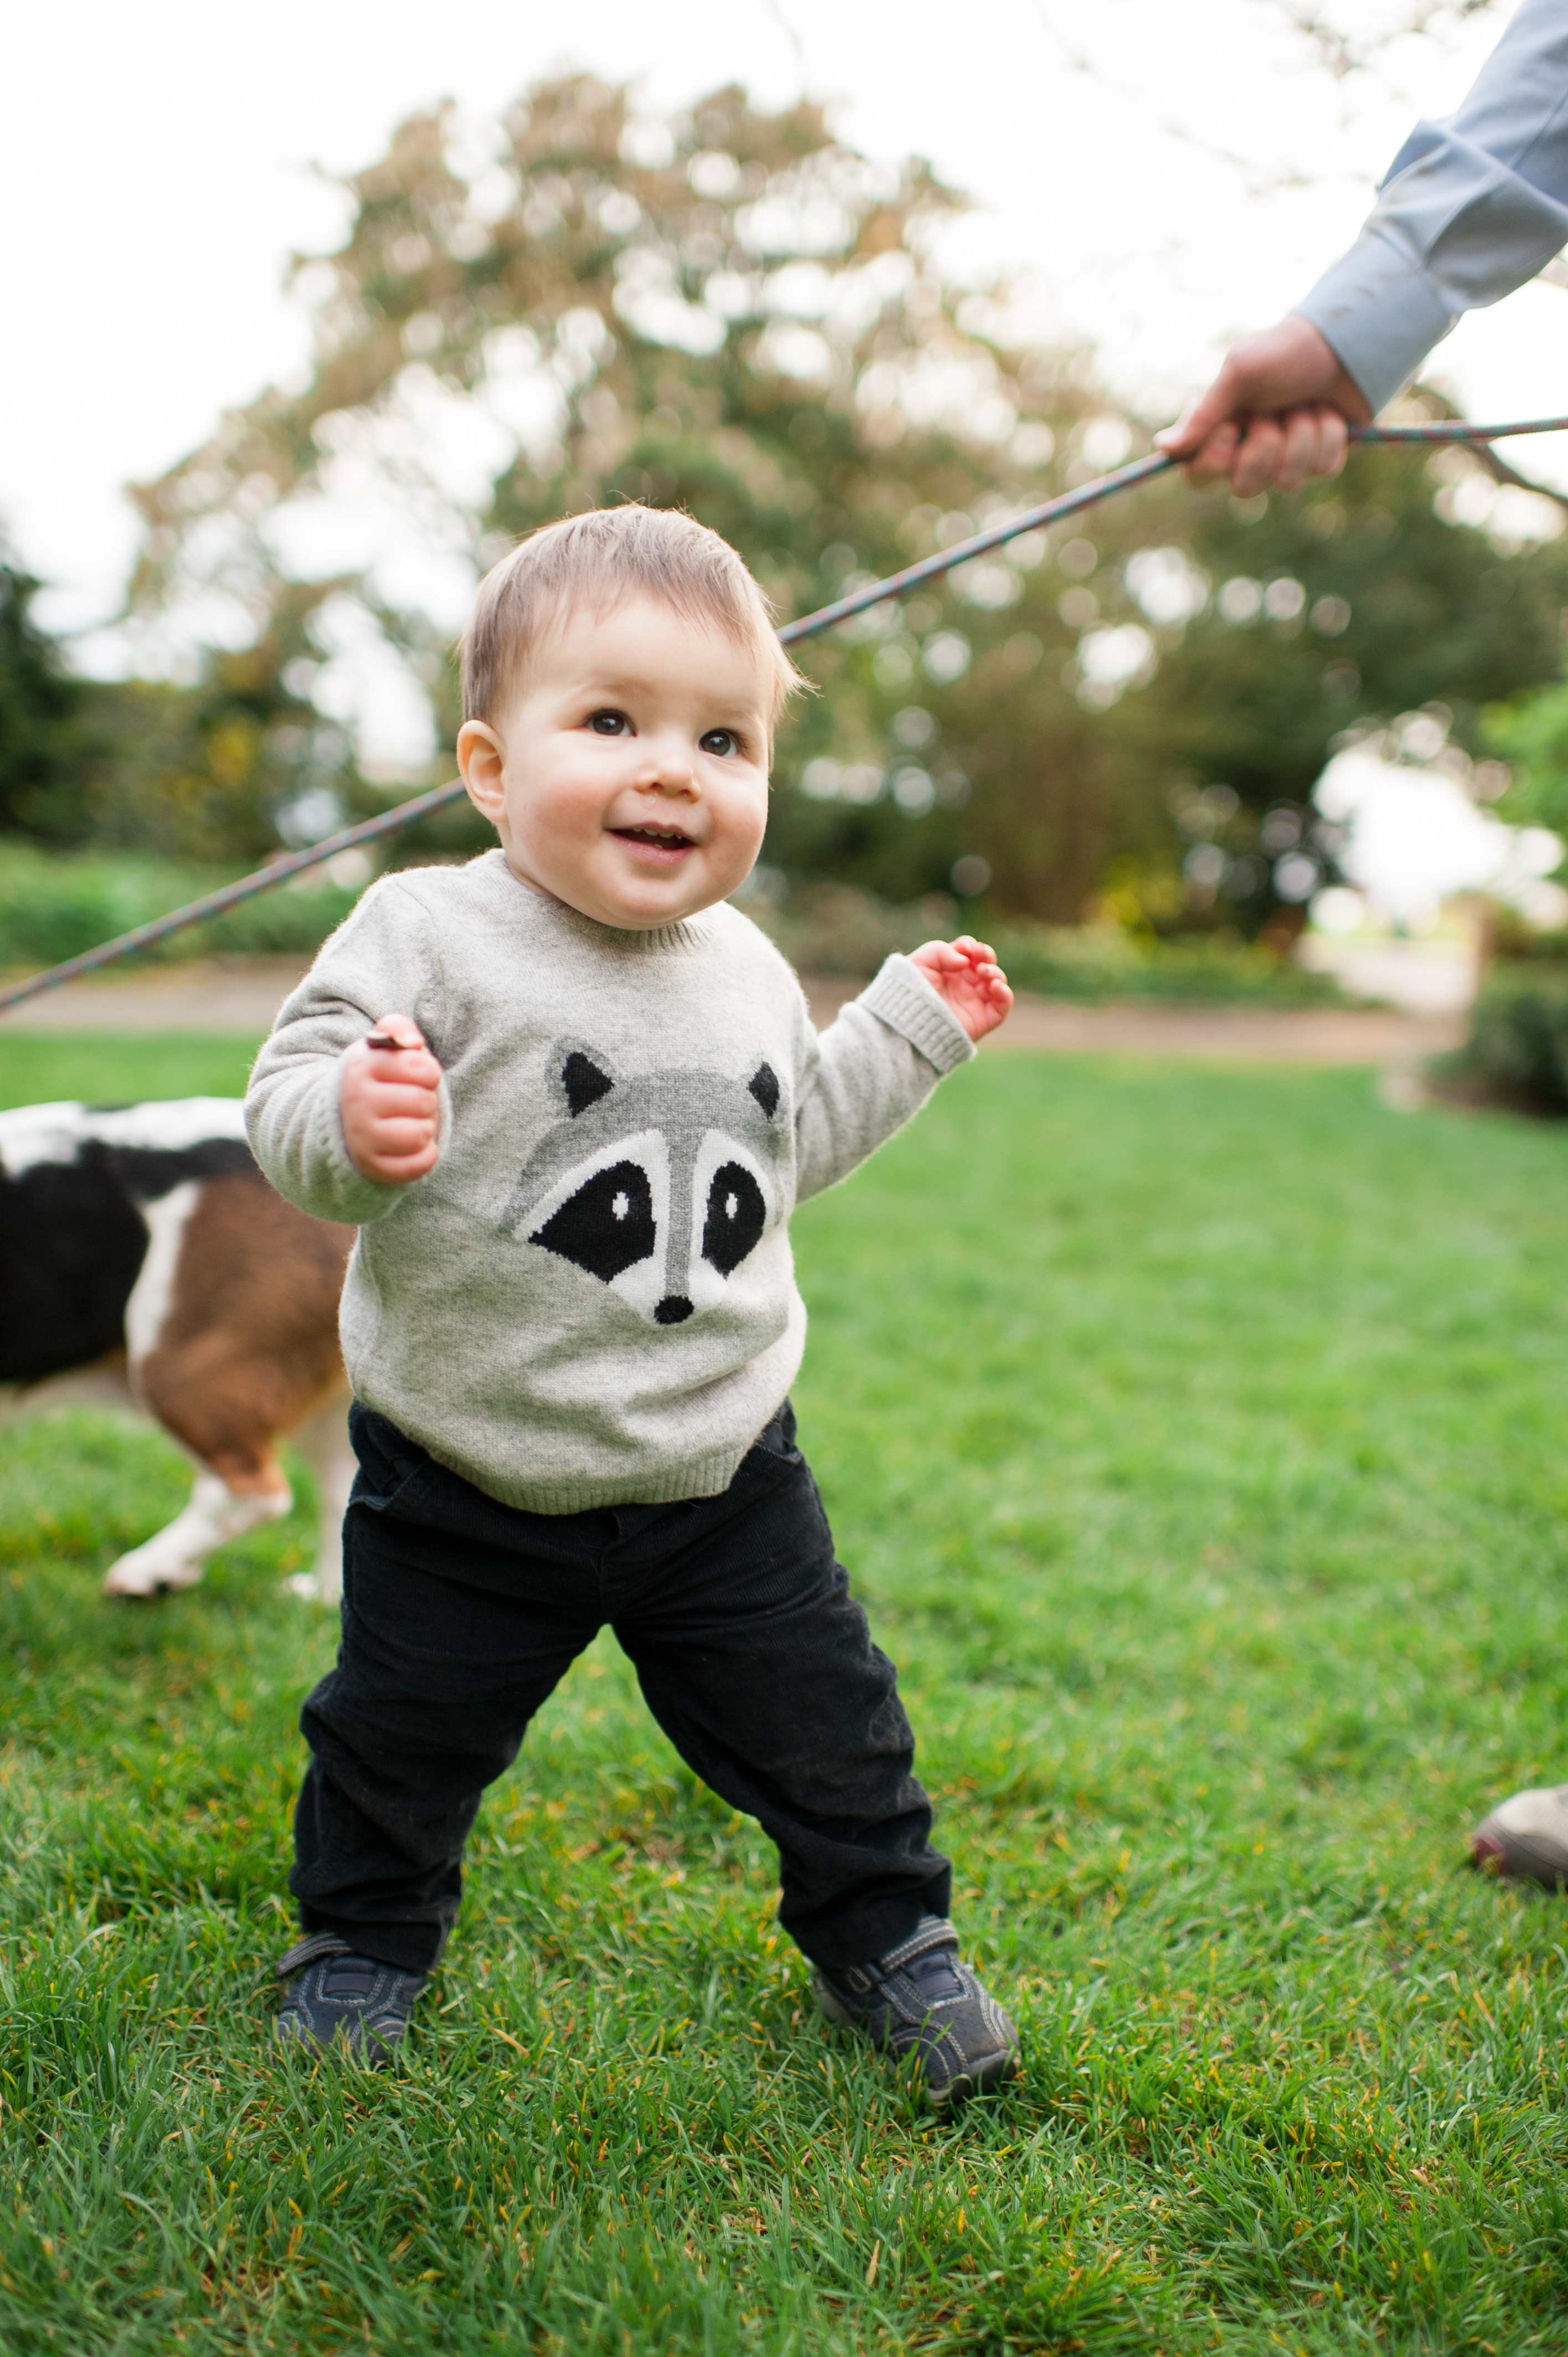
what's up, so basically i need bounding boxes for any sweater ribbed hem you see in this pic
[425,1439,754,1516]
[860,955,977,1074]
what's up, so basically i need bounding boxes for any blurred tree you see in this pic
[122,77,1149,910]
[1092,427,1568,934]
[114,73,1568,927]
[1485,667,1568,840]
[0,550,80,840]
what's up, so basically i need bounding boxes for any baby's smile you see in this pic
[612,821,698,864]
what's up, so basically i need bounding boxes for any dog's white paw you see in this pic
[104,1542,205,1597]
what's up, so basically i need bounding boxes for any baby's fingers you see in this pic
[372,1114,441,1155]
[366,1077,444,1119]
[348,1044,443,1095]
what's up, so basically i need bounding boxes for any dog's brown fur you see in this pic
[137,1170,354,1497]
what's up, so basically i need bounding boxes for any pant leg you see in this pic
[606,1408,951,1970]
[292,1409,604,1973]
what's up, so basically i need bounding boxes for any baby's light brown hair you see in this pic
[460,505,808,730]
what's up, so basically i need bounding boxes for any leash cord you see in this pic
[3,413,1566,1016]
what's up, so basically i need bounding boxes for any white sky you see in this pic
[3,0,1565,659]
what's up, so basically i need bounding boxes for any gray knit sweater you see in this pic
[246,851,974,1512]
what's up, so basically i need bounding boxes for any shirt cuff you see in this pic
[1296,230,1456,415]
[858,954,977,1074]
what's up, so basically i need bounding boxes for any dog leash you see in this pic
[2,413,1565,1017]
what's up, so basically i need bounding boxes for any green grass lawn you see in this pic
[4,1034,1568,2354]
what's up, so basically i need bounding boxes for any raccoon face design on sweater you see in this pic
[499,1042,790,1326]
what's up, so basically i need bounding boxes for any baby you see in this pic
[247,503,1019,2104]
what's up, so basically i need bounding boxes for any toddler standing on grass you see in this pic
[247,504,1020,2105]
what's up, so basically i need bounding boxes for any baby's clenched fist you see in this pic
[340,1015,443,1183]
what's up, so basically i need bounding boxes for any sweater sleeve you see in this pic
[793,953,975,1204]
[245,878,452,1226]
[1296,0,1568,412]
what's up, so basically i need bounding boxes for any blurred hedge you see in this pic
[1452,962,1568,1111]
[0,842,366,974]
[3,845,1348,1010]
[749,882,1344,1004]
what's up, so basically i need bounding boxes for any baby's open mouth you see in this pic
[614,825,695,849]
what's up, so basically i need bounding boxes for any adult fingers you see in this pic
[1183,419,1241,486]
[1276,408,1324,491]
[1231,415,1286,498]
[1317,405,1350,478]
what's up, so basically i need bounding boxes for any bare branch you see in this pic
[1265,0,1502,85]
[1031,8,1317,197]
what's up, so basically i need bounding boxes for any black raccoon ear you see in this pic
[748,1061,781,1119]
[562,1051,615,1116]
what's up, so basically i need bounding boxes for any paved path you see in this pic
[0,958,1464,1066]
[802,979,1462,1065]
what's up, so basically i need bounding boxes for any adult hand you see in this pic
[909,937,1014,1043]
[339,1015,443,1183]
[1155,315,1372,495]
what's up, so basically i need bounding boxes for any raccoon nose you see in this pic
[654,1295,694,1325]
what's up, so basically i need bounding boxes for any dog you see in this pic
[1,1097,353,1602]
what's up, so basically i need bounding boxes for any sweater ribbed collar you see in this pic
[468,848,716,955]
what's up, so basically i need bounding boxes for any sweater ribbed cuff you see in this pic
[1296,231,1456,415]
[858,954,977,1074]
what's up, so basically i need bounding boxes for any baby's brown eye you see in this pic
[700,728,739,757]
[590,710,630,735]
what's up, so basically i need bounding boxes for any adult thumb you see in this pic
[1155,378,1232,459]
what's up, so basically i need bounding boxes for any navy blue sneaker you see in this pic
[273,1932,425,2067]
[815,1915,1020,2107]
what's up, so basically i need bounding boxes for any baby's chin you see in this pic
[504,845,742,930]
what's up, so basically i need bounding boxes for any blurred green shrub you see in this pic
[0,842,366,973]
[748,882,1343,1003]
[992,921,1344,1004]
[1452,961,1568,1111]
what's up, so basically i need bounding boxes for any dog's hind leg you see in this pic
[102,1469,293,1597]
[103,1167,352,1601]
[286,1390,354,1605]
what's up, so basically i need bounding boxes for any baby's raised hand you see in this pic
[909,936,1013,1043]
[339,1015,443,1183]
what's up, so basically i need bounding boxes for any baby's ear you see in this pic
[548,1041,617,1117]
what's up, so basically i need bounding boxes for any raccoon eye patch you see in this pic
[532,1160,656,1282]
[701,1161,767,1276]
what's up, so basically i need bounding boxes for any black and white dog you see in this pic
[1,1098,353,1601]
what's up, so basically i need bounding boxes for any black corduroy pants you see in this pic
[290,1401,951,1974]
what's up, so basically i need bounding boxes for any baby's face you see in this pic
[457,596,773,930]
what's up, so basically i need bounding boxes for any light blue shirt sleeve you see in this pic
[1296,0,1568,412]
